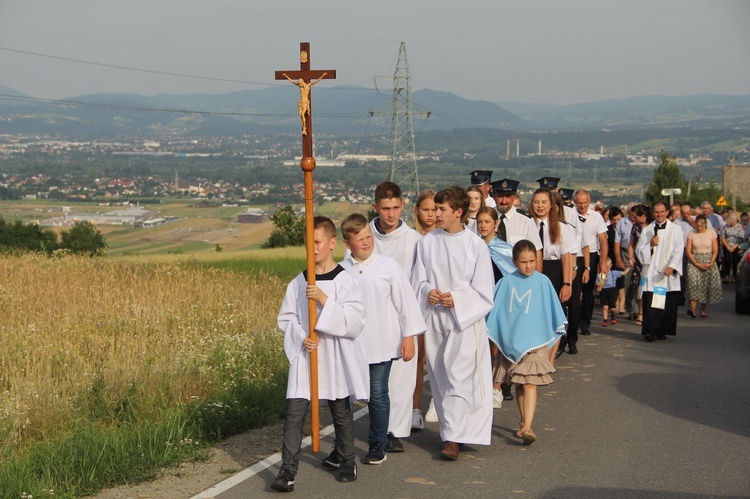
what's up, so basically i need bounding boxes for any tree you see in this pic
[262,206,305,249]
[645,151,686,204]
[59,221,107,255]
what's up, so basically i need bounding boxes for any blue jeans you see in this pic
[368,360,392,448]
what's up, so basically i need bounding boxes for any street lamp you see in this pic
[661,188,682,206]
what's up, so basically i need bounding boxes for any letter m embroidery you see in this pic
[509,287,532,314]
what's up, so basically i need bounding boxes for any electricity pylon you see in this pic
[374,42,429,199]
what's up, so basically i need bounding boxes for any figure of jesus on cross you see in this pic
[282,72,327,136]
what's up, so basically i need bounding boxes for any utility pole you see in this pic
[386,42,425,198]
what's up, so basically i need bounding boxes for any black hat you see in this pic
[491,178,520,195]
[559,188,574,201]
[470,170,493,186]
[536,177,560,189]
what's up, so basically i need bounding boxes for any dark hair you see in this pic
[374,181,402,203]
[609,206,623,219]
[512,239,537,260]
[631,204,654,225]
[313,216,336,239]
[652,200,668,212]
[435,186,470,224]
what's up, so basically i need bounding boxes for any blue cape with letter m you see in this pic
[487,271,567,363]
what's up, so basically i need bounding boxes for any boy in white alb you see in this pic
[411,186,495,461]
[340,213,426,464]
[272,217,368,493]
[362,181,424,448]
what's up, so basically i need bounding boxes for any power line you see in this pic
[0,93,370,118]
[0,46,374,92]
[0,46,275,87]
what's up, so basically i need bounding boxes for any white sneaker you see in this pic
[411,408,424,430]
[424,399,438,423]
[493,388,503,409]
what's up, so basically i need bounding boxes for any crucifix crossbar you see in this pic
[274,42,336,153]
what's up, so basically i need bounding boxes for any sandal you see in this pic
[635,314,643,326]
[521,429,537,446]
[700,311,707,318]
[687,309,696,318]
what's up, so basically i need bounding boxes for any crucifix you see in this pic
[275,42,336,453]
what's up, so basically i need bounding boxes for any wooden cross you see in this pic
[275,42,336,150]
[275,42,336,454]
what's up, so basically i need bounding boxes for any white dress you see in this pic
[412,228,495,445]
[277,266,369,401]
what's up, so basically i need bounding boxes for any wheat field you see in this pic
[0,253,287,462]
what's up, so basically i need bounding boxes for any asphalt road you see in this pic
[202,289,750,498]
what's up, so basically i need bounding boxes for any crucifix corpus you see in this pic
[275,42,336,453]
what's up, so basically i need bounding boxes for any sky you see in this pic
[0,0,749,105]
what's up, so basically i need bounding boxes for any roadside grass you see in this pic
[0,253,290,497]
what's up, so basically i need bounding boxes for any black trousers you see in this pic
[280,398,355,476]
[565,256,584,347]
[580,253,600,332]
[641,290,680,338]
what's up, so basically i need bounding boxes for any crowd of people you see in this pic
[270,172,747,492]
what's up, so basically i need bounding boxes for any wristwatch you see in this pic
[584,266,591,271]
[563,282,571,286]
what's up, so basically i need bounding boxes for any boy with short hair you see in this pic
[339,213,426,465]
[272,216,369,493]
[367,181,425,445]
[411,186,495,461]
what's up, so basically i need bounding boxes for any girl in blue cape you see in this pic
[486,240,567,445]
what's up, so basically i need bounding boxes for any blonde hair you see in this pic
[414,189,436,234]
[340,213,369,240]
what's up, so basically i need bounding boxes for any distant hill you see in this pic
[498,94,750,128]
[0,84,748,136]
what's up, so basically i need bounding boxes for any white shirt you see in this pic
[578,208,607,254]
[496,206,543,250]
[535,217,579,260]
[341,252,426,364]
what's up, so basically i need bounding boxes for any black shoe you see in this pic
[321,448,340,469]
[644,334,655,342]
[337,460,357,482]
[555,349,565,359]
[580,329,591,336]
[568,345,578,354]
[656,335,667,340]
[503,392,514,401]
[385,433,404,453]
[362,443,387,465]
[271,469,295,492]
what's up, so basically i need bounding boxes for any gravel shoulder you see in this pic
[93,406,341,499]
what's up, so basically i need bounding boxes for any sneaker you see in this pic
[321,448,340,469]
[610,317,618,325]
[271,468,295,492]
[492,388,503,409]
[362,443,387,465]
[411,408,424,430]
[336,460,357,482]
[424,399,438,423]
[385,433,404,453]
[602,320,609,327]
